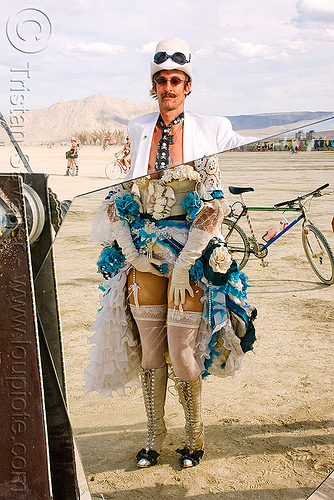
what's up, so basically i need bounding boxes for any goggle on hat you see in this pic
[150,38,192,81]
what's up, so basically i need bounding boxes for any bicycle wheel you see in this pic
[105,161,119,179]
[221,218,250,269]
[302,224,334,285]
[68,161,76,176]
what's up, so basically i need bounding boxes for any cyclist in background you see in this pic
[65,136,80,175]
[115,136,131,171]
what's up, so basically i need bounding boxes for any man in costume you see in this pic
[125,38,256,180]
[85,38,256,469]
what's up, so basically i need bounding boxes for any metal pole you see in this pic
[0,111,33,173]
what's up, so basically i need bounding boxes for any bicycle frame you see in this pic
[230,191,305,252]
[115,153,130,172]
[116,158,127,172]
[246,206,304,249]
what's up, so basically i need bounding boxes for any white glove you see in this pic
[169,265,194,306]
[112,219,163,276]
[130,254,164,275]
[169,227,211,305]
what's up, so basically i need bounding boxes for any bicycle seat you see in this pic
[228,186,254,195]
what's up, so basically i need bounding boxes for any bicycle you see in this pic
[221,183,334,285]
[66,159,77,176]
[105,152,130,179]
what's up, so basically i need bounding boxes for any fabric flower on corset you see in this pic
[161,164,201,184]
[182,191,202,220]
[115,194,140,218]
[147,183,176,220]
[209,245,233,274]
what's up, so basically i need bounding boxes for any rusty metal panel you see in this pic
[26,173,79,499]
[0,174,52,499]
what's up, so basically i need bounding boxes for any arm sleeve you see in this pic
[192,155,230,233]
[217,117,259,152]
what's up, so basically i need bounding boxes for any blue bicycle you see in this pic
[221,183,334,285]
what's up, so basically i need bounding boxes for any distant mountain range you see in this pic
[228,111,333,131]
[0,93,332,143]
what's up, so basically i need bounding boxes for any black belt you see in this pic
[139,212,187,222]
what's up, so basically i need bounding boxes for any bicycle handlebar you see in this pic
[274,183,329,208]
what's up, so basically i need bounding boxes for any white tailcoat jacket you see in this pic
[125,111,256,180]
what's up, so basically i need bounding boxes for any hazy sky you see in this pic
[1,0,334,116]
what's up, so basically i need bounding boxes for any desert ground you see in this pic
[0,144,333,499]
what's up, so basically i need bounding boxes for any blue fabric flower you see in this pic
[190,259,204,281]
[182,192,202,220]
[97,246,125,276]
[115,194,140,218]
[129,217,145,230]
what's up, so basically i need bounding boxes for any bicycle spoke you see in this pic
[221,219,250,269]
[302,224,334,285]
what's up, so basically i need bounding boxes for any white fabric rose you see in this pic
[209,245,232,274]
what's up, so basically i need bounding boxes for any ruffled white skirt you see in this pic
[83,267,246,399]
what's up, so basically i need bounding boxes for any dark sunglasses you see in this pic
[154,76,186,86]
[154,51,191,65]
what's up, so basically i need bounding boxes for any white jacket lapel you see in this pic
[183,111,197,163]
[132,113,158,178]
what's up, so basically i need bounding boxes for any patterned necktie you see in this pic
[155,112,184,171]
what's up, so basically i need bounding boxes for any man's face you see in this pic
[154,69,191,115]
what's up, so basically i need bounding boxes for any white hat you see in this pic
[150,38,192,81]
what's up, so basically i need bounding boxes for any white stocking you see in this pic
[130,304,168,370]
[167,309,202,382]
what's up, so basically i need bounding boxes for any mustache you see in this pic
[162,92,177,98]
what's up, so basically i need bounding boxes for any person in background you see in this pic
[115,136,131,171]
[65,136,79,175]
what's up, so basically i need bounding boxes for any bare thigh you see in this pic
[127,271,204,310]
[167,280,204,312]
[127,269,168,305]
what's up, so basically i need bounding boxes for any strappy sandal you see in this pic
[176,448,204,468]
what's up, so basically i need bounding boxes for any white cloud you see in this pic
[1,0,333,116]
[136,41,157,54]
[194,47,214,57]
[61,42,127,56]
[292,0,334,25]
[279,38,308,52]
[216,38,289,62]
